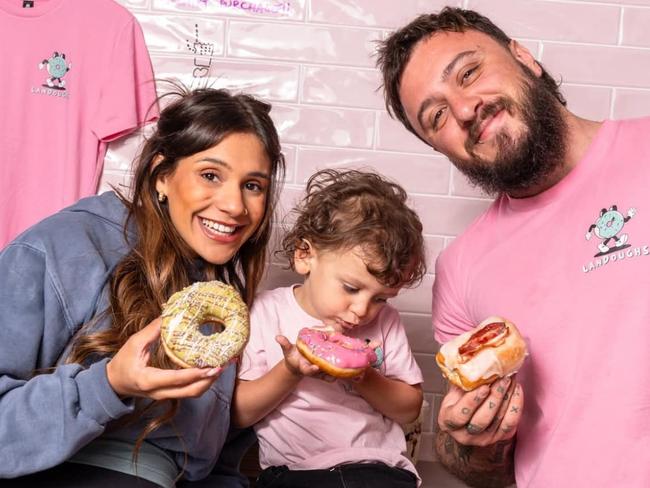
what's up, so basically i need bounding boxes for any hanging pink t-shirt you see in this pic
[433,118,650,487]
[239,285,423,482]
[0,0,158,248]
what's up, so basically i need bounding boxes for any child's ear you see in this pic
[293,239,315,276]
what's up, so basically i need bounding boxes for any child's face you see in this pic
[293,245,401,332]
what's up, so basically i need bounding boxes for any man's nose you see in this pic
[449,93,482,125]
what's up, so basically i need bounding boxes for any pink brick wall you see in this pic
[100,0,650,463]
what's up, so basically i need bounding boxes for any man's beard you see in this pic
[449,69,567,196]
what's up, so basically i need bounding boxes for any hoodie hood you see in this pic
[6,191,133,329]
[11,191,133,250]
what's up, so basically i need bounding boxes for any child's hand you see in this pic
[275,335,320,377]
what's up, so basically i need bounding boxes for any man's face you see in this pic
[398,30,566,195]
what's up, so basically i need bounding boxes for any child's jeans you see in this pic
[256,462,418,488]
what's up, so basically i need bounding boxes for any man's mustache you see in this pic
[466,97,514,152]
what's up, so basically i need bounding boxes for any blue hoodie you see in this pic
[0,192,242,482]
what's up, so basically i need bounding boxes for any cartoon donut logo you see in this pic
[38,52,71,90]
[585,205,636,257]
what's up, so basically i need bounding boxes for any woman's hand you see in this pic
[106,318,224,400]
[438,376,524,447]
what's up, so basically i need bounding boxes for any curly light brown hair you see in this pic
[282,169,426,289]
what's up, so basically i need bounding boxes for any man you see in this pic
[377,7,650,488]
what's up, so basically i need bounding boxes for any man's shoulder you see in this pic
[438,197,503,263]
[605,116,650,142]
[620,116,650,139]
[619,115,650,127]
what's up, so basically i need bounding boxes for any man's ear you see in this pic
[509,40,542,77]
[293,239,315,276]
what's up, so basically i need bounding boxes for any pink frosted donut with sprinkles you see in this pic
[296,327,383,378]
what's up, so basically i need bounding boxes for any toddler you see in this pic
[233,169,427,488]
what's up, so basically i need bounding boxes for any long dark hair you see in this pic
[69,86,284,453]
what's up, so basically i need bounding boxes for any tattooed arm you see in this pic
[435,433,515,488]
[434,377,523,488]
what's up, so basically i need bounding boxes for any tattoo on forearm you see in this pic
[435,432,516,488]
[458,442,474,465]
[489,440,508,463]
[444,432,455,455]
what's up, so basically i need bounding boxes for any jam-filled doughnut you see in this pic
[160,281,249,368]
[436,316,527,391]
[296,327,383,378]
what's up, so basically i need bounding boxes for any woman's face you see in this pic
[156,132,272,265]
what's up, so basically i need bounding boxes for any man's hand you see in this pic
[439,376,524,447]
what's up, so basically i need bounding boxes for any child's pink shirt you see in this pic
[240,286,423,481]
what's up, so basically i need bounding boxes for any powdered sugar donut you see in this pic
[296,327,383,378]
[161,281,249,368]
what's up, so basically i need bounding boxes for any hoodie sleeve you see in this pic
[0,242,133,478]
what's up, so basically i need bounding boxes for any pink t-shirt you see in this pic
[0,0,158,248]
[239,285,423,481]
[433,118,650,487]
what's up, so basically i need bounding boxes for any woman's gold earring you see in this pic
[158,192,167,203]
[243,207,249,216]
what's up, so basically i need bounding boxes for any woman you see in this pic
[0,87,285,487]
